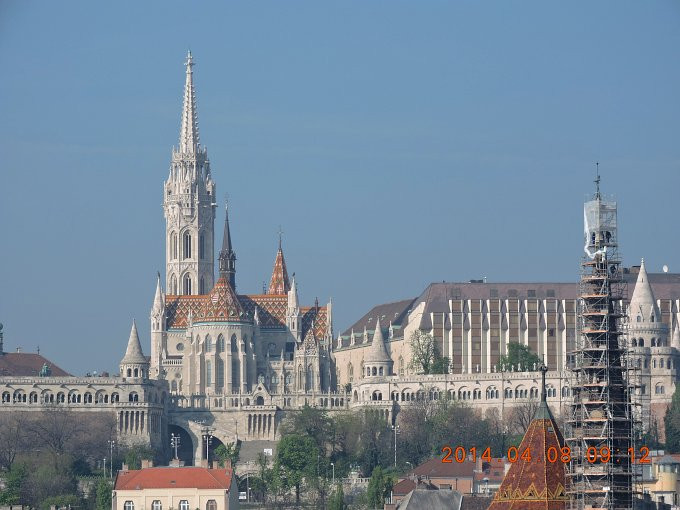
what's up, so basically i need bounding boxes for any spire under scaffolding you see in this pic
[566,178,639,510]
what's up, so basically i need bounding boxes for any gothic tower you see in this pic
[164,51,216,296]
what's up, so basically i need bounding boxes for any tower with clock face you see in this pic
[163,51,216,297]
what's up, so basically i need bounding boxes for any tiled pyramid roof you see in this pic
[487,400,568,510]
[196,277,248,323]
[267,247,290,295]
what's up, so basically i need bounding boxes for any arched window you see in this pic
[217,335,225,353]
[637,316,642,323]
[653,359,657,369]
[398,356,404,376]
[206,501,217,510]
[632,339,637,347]
[285,373,292,385]
[170,274,178,294]
[183,232,192,259]
[258,373,265,384]
[205,335,213,352]
[179,501,189,510]
[271,374,278,384]
[307,365,314,391]
[216,359,224,389]
[231,334,238,353]
[652,338,656,347]
[127,368,132,377]
[206,361,212,387]
[644,358,649,369]
[199,233,205,260]
[171,232,178,260]
[129,392,138,402]
[348,363,354,382]
[639,339,645,347]
[124,502,135,510]
[661,358,665,368]
[656,384,665,395]
[152,502,162,510]
[379,367,384,376]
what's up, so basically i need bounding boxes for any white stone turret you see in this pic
[164,51,216,296]
[287,274,301,341]
[150,274,166,378]
[363,318,393,377]
[628,259,668,348]
[120,320,150,380]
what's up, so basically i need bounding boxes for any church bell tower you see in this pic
[164,52,216,295]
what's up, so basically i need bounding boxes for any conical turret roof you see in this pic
[630,259,661,323]
[121,320,147,365]
[488,368,568,510]
[197,277,248,323]
[267,240,290,295]
[364,318,391,363]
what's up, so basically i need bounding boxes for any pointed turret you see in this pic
[364,319,393,377]
[287,274,301,341]
[120,320,150,379]
[152,273,164,313]
[288,274,299,312]
[488,365,568,510]
[267,236,290,294]
[179,51,200,153]
[672,319,680,350]
[629,259,661,323]
[122,321,146,364]
[365,319,390,363]
[218,204,237,289]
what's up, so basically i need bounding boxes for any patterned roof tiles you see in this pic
[267,247,290,295]
[115,466,233,490]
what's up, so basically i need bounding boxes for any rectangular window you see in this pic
[528,289,536,298]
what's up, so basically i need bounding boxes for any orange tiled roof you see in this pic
[487,402,568,510]
[166,290,329,339]
[115,466,233,490]
[267,248,290,295]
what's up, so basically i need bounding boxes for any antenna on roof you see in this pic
[594,162,601,200]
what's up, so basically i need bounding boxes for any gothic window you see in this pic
[183,274,192,295]
[656,384,665,395]
[637,316,642,323]
[183,231,192,259]
[206,361,212,387]
[306,365,313,391]
[170,274,177,294]
[653,359,657,369]
[217,335,225,353]
[171,380,178,392]
[231,334,238,353]
[129,392,138,402]
[124,502,135,510]
[200,277,205,294]
[152,502,162,510]
[200,233,205,260]
[348,363,354,382]
[285,373,292,385]
[205,335,213,352]
[639,339,645,347]
[271,374,278,384]
[661,358,665,368]
[171,232,178,260]
[258,374,265,384]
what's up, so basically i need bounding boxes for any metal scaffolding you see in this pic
[566,184,640,510]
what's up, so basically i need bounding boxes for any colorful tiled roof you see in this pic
[166,289,329,339]
[487,401,568,510]
[0,352,71,377]
[115,466,233,490]
[196,277,247,323]
[267,246,290,295]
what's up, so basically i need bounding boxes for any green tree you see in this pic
[40,494,81,510]
[95,479,112,510]
[328,483,346,510]
[496,342,542,372]
[276,433,318,503]
[365,466,392,509]
[123,445,154,470]
[408,331,437,374]
[214,442,240,467]
[281,404,333,451]
[430,355,450,375]
[0,463,28,504]
[665,382,680,452]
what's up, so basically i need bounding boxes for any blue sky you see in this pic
[1,1,679,375]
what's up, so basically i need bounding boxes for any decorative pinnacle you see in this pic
[594,162,601,200]
[179,51,199,153]
[540,364,548,402]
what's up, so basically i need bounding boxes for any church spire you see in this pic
[179,51,200,153]
[121,320,147,365]
[267,231,290,294]
[218,204,236,289]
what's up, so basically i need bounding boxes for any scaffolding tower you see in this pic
[566,182,640,510]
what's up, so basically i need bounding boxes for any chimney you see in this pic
[141,459,154,469]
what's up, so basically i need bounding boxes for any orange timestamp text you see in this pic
[441,445,652,465]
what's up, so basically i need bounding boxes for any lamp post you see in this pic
[391,424,400,467]
[203,427,214,466]
[331,462,335,485]
[171,433,181,460]
[103,458,107,478]
[107,440,115,478]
